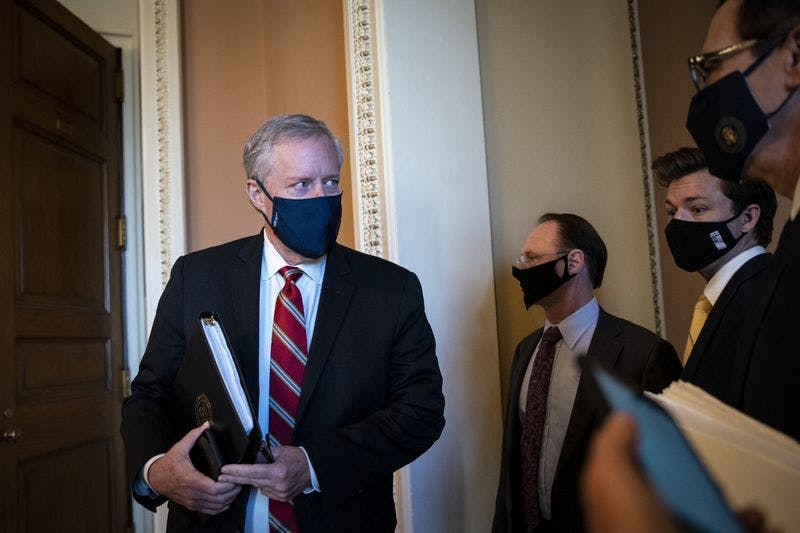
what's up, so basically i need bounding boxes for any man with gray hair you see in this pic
[122,114,445,532]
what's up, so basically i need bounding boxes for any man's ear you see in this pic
[784,23,800,87]
[567,249,584,275]
[246,179,268,211]
[740,203,761,234]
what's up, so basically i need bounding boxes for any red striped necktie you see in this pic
[268,266,307,533]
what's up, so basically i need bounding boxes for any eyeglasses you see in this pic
[687,38,762,91]
[515,250,569,269]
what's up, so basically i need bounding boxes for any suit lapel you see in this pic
[296,245,354,424]
[555,309,622,477]
[229,233,264,409]
[684,253,769,380]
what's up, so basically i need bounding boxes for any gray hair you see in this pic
[242,114,345,181]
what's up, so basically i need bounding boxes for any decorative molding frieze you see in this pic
[140,0,186,338]
[346,0,386,259]
[345,1,409,530]
[153,0,173,286]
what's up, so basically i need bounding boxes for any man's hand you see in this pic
[581,413,677,533]
[148,422,241,515]
[218,445,311,501]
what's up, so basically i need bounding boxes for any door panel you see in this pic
[18,439,112,532]
[0,0,127,531]
[15,126,108,308]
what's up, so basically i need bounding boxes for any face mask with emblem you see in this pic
[686,42,797,182]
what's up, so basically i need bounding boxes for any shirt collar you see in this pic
[791,176,800,221]
[261,229,326,283]
[704,245,765,305]
[544,297,599,350]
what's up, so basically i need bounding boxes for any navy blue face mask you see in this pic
[255,180,342,258]
[687,42,797,181]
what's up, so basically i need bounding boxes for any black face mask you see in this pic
[512,254,574,309]
[255,180,342,258]
[686,42,796,181]
[665,212,744,272]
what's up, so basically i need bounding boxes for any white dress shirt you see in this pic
[703,245,766,306]
[245,233,326,532]
[519,297,599,520]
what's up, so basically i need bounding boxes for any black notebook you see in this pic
[171,312,262,480]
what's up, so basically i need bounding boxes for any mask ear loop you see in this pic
[743,41,778,78]
[254,179,275,203]
[743,38,799,119]
[724,209,750,244]
[253,179,278,229]
[558,252,575,279]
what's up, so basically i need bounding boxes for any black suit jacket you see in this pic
[492,308,680,533]
[730,217,800,441]
[121,235,445,532]
[682,253,771,405]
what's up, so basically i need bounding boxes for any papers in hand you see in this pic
[200,315,253,434]
[647,381,800,533]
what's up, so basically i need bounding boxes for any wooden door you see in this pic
[0,0,128,531]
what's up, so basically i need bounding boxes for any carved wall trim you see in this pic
[344,0,409,530]
[139,0,186,530]
[345,0,391,260]
[153,0,173,286]
[627,0,665,335]
[140,0,186,338]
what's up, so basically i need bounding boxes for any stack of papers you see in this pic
[200,316,254,434]
[647,381,800,532]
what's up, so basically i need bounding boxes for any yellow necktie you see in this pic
[683,294,712,365]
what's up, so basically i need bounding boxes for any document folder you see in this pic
[580,357,743,533]
[171,312,262,480]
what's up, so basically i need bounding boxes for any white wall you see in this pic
[476,0,661,403]
[378,1,503,531]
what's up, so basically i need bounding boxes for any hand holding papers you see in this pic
[647,381,800,532]
[581,358,743,533]
[171,313,263,480]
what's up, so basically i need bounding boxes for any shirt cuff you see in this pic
[134,453,166,498]
[298,446,320,493]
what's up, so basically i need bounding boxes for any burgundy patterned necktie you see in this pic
[519,326,562,532]
[269,266,307,533]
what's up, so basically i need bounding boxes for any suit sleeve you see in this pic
[301,271,445,511]
[120,257,188,510]
[640,338,681,394]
